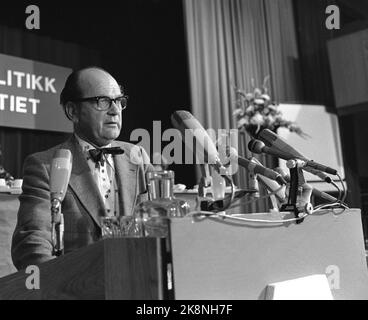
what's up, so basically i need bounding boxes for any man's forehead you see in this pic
[78,69,120,95]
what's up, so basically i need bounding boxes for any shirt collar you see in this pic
[74,134,114,167]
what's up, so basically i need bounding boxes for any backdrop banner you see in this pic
[0,53,73,133]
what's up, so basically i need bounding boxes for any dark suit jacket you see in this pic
[11,136,152,270]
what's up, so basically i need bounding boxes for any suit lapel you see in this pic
[63,137,106,228]
[112,141,138,216]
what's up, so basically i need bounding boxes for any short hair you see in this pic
[60,66,124,120]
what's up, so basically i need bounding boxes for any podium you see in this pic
[1,209,368,299]
[0,237,170,300]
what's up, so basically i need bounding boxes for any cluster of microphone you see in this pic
[170,110,339,208]
[247,130,338,202]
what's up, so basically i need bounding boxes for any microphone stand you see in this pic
[198,164,212,198]
[197,164,214,211]
[249,171,260,198]
[196,163,237,213]
[280,160,313,224]
[266,189,280,213]
[51,199,64,256]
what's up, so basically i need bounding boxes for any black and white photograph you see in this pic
[0,0,367,304]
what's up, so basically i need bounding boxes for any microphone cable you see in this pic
[187,201,349,226]
[228,185,285,210]
[330,180,342,202]
[337,173,347,203]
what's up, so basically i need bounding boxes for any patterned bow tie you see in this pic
[88,147,124,167]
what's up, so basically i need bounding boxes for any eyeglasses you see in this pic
[72,95,128,111]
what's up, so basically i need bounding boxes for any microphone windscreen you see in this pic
[248,139,265,154]
[50,149,72,202]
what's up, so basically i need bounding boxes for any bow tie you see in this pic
[88,147,124,167]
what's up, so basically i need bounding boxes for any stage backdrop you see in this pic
[0,53,72,133]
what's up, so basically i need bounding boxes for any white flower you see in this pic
[245,93,253,100]
[254,88,262,96]
[254,98,264,105]
[245,105,255,114]
[250,113,264,125]
[265,115,274,124]
[233,108,243,116]
[261,94,270,101]
[237,118,247,127]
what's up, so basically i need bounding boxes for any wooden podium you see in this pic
[0,237,170,300]
[1,209,368,299]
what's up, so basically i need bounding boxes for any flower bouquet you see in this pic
[233,76,308,138]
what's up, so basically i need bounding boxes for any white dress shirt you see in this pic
[75,134,117,216]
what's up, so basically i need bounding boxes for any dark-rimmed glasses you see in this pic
[72,95,128,111]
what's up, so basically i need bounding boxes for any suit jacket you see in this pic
[11,136,152,270]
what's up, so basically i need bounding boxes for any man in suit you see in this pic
[11,67,152,270]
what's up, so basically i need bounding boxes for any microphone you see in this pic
[249,157,286,202]
[171,110,224,173]
[50,149,72,256]
[248,170,260,198]
[249,138,331,182]
[286,159,336,180]
[248,137,337,176]
[50,149,72,204]
[258,129,304,158]
[226,147,287,185]
[257,129,337,175]
[274,167,337,202]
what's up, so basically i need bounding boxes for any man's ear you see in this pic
[64,102,79,123]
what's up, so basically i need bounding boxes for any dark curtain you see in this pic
[0,25,101,178]
[293,0,362,209]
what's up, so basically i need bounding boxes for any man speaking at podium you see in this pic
[11,67,153,270]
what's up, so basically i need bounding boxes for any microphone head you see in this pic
[171,110,221,167]
[258,129,306,159]
[171,110,192,132]
[248,139,265,154]
[258,129,277,146]
[50,149,72,203]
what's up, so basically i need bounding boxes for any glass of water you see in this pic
[100,216,144,238]
[100,216,120,238]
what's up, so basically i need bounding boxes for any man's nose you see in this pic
[107,101,121,114]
